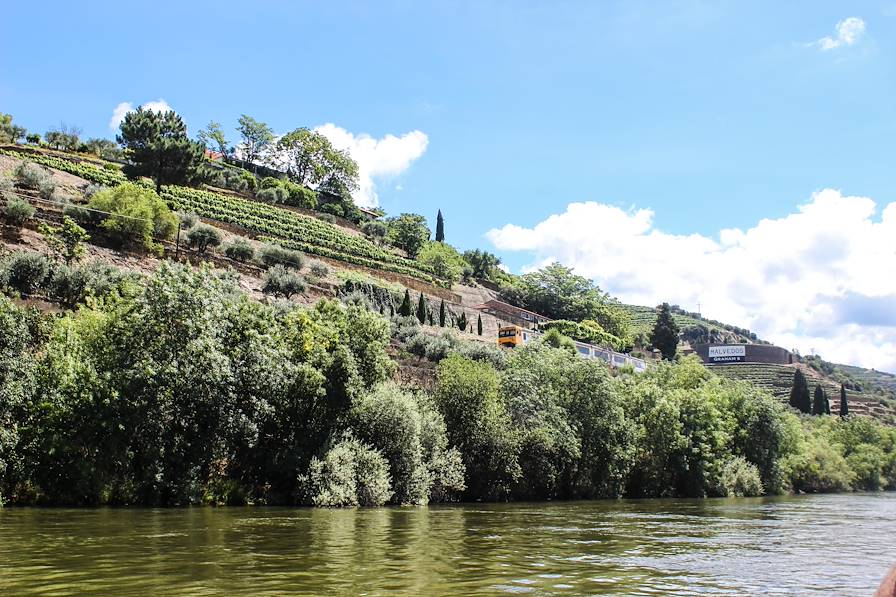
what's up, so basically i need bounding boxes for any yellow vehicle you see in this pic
[497,325,647,372]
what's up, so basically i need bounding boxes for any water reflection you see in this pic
[0,494,892,595]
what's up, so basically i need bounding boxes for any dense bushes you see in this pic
[87,183,177,251]
[3,197,35,228]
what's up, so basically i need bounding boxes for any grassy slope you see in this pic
[618,303,756,344]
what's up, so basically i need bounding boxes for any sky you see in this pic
[2,1,895,371]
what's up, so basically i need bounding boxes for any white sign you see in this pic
[708,345,746,362]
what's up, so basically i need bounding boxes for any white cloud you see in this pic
[812,17,866,50]
[486,189,896,372]
[315,123,428,207]
[108,99,173,129]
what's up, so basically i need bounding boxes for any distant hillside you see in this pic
[619,303,760,345]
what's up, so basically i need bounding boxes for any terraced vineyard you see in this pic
[710,363,895,421]
[620,304,755,343]
[0,147,127,186]
[162,186,436,282]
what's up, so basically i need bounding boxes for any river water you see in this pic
[0,493,893,596]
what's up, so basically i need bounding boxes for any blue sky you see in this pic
[3,1,896,369]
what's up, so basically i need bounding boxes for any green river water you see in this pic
[0,493,893,596]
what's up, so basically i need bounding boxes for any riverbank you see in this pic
[1,493,893,595]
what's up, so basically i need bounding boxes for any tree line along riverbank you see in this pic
[1,257,894,507]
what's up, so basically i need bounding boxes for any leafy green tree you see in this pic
[275,128,359,197]
[186,224,223,255]
[44,123,81,151]
[237,114,274,164]
[416,293,427,324]
[839,384,849,417]
[398,289,412,317]
[789,369,811,414]
[25,133,40,145]
[303,434,392,507]
[0,113,26,143]
[84,138,123,160]
[262,264,306,299]
[435,209,445,242]
[417,241,465,284]
[457,311,467,331]
[87,183,178,251]
[477,314,483,336]
[197,121,229,156]
[117,108,204,193]
[38,216,90,264]
[387,213,430,258]
[439,299,446,327]
[650,302,679,361]
[812,386,827,416]
[361,220,388,244]
[463,249,501,281]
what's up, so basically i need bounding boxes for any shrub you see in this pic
[47,261,133,308]
[87,183,178,251]
[406,331,456,362]
[308,259,330,278]
[13,162,51,190]
[262,264,306,299]
[224,239,255,262]
[83,184,106,199]
[3,252,50,294]
[319,202,345,218]
[256,186,288,204]
[783,437,855,493]
[3,197,35,228]
[38,216,90,264]
[260,176,282,189]
[260,244,304,270]
[304,435,393,507]
[283,181,317,209]
[361,220,388,243]
[417,241,465,284]
[317,213,336,223]
[452,341,508,370]
[718,457,764,497]
[178,212,198,229]
[186,224,223,255]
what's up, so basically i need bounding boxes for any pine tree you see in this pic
[458,311,467,331]
[839,384,849,417]
[812,385,827,415]
[416,293,427,324]
[439,299,446,327]
[435,209,445,242]
[477,314,483,335]
[649,302,680,360]
[398,289,412,317]
[789,369,811,414]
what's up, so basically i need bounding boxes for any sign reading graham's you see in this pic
[708,345,746,363]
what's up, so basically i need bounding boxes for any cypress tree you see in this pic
[839,384,849,417]
[812,385,827,415]
[389,301,395,317]
[427,310,434,326]
[458,311,467,331]
[439,299,446,327]
[398,289,412,317]
[416,293,427,324]
[435,209,445,242]
[789,369,811,413]
[477,313,483,335]
[649,302,680,361]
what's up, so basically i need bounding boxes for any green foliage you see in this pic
[44,124,81,151]
[236,115,274,164]
[840,384,849,417]
[3,196,36,228]
[398,289,412,317]
[416,293,427,324]
[2,252,50,294]
[224,239,255,262]
[274,128,359,196]
[387,213,431,258]
[260,244,304,270]
[197,121,229,156]
[435,209,445,242]
[417,241,465,284]
[650,302,679,360]
[477,313,483,335]
[361,220,388,244]
[87,183,177,251]
[0,113,27,143]
[308,260,329,278]
[439,299,446,327]
[117,108,204,192]
[262,264,306,299]
[0,149,127,187]
[541,328,576,352]
[812,386,829,416]
[14,161,51,191]
[304,435,392,507]
[38,216,90,264]
[718,457,764,497]
[84,138,123,161]
[540,319,625,351]
[789,369,812,414]
[463,249,502,281]
[457,311,467,331]
[186,224,223,255]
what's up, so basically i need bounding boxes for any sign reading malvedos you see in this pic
[708,345,746,363]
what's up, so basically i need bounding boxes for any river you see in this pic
[0,493,893,595]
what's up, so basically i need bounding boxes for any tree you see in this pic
[840,384,849,417]
[362,220,388,244]
[415,293,427,324]
[417,241,465,285]
[0,113,27,143]
[398,289,412,317]
[186,224,223,255]
[197,121,229,156]
[87,183,178,251]
[275,128,359,197]
[237,115,274,165]
[812,386,828,416]
[463,249,501,281]
[38,216,90,264]
[439,299,446,327]
[45,123,82,151]
[477,314,483,336]
[650,303,679,361]
[117,108,204,193]
[789,369,811,414]
[262,264,306,299]
[435,209,445,242]
[388,213,430,258]
[84,138,123,160]
[458,311,468,331]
